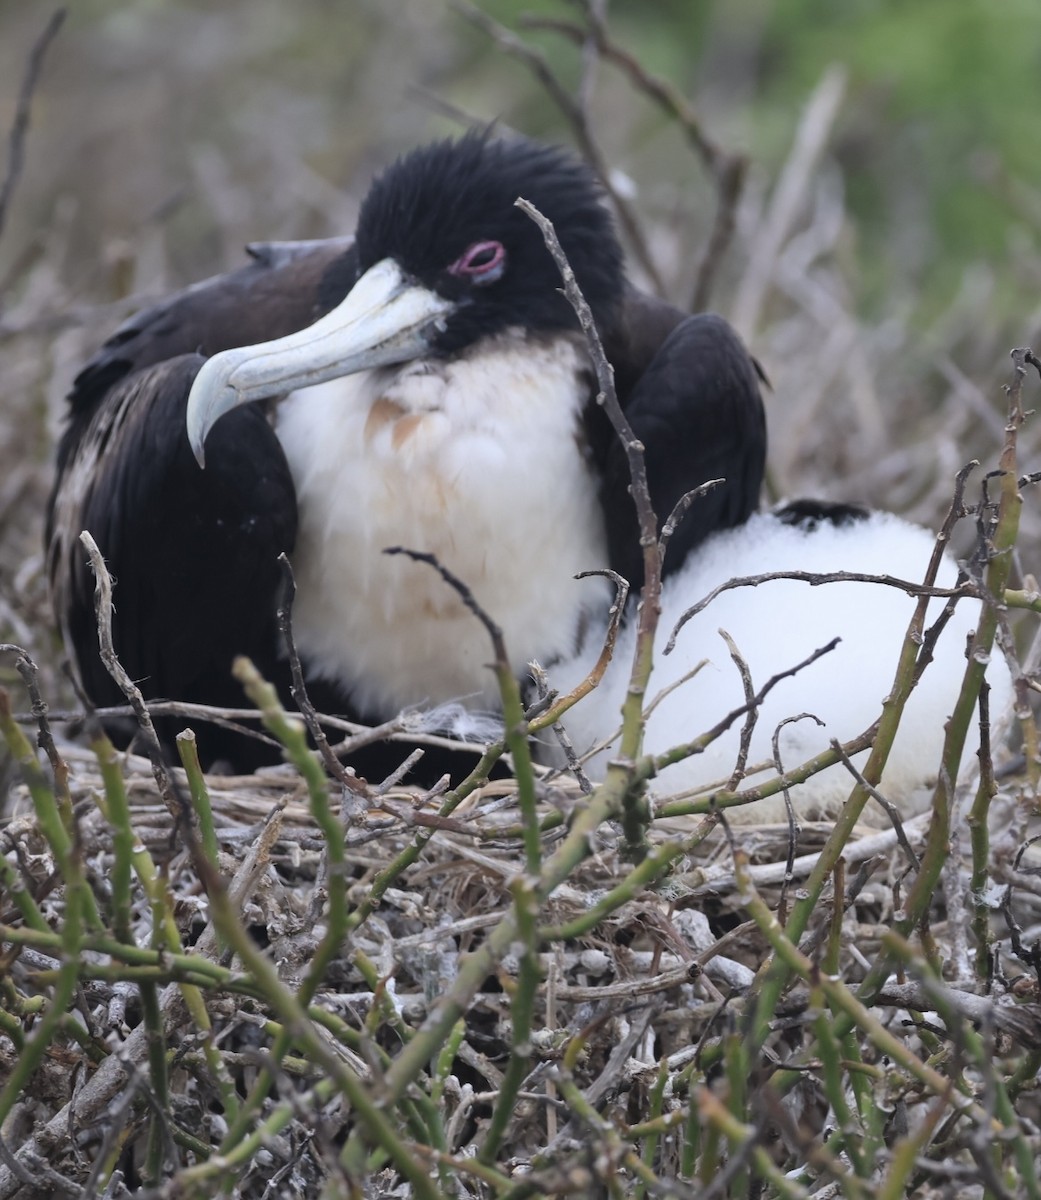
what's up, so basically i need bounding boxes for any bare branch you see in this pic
[384,545,505,663]
[455,0,666,293]
[0,643,66,789]
[524,9,748,307]
[667,569,977,654]
[770,712,822,906]
[277,553,368,796]
[515,198,658,596]
[718,629,759,792]
[0,9,66,245]
[77,530,189,833]
[659,479,723,565]
[654,637,842,776]
[731,65,847,339]
[830,738,921,868]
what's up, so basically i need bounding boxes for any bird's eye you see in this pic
[448,240,506,285]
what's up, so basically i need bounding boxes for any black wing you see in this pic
[57,236,355,465]
[596,290,766,591]
[47,238,355,766]
[47,356,297,766]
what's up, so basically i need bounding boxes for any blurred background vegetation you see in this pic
[2,0,1041,680]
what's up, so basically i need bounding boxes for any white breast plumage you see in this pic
[275,331,611,717]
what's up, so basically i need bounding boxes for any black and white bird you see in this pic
[47,132,766,775]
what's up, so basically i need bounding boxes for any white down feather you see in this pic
[547,510,1010,824]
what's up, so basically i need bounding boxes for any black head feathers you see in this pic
[347,131,624,354]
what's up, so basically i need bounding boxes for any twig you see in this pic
[383,545,542,875]
[719,630,759,792]
[654,637,842,776]
[78,531,191,837]
[384,547,504,660]
[512,204,658,619]
[770,712,823,910]
[0,10,66,245]
[405,84,489,133]
[276,554,367,796]
[659,479,722,566]
[731,65,847,338]
[667,569,976,653]
[0,644,67,796]
[524,9,748,308]
[529,662,593,794]
[455,0,666,293]
[518,195,661,854]
[531,567,629,732]
[830,738,920,868]
[373,749,429,796]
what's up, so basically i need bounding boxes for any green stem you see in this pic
[478,875,542,1164]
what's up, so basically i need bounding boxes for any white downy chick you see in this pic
[550,510,1009,824]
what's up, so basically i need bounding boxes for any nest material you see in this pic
[3,732,1040,1197]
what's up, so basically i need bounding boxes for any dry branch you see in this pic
[0,10,65,246]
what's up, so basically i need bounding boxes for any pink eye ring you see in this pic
[448,240,506,284]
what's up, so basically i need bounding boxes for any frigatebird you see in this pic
[47,132,766,775]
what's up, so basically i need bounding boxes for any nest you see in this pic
[3,728,1040,1198]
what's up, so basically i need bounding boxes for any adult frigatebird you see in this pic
[47,131,766,774]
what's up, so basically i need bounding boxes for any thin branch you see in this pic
[667,570,977,654]
[532,567,629,732]
[830,738,921,868]
[276,554,367,796]
[525,9,748,307]
[516,199,657,589]
[653,636,842,776]
[0,644,66,791]
[719,630,759,792]
[77,530,189,834]
[659,479,722,565]
[455,0,666,293]
[0,9,66,244]
[518,195,661,852]
[384,546,504,659]
[529,661,593,795]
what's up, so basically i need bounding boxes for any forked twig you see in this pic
[654,637,842,777]
[530,568,629,732]
[770,712,823,909]
[719,630,759,792]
